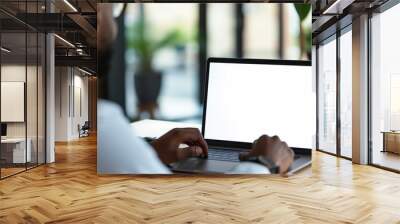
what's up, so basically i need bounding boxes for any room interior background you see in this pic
[312,0,400,172]
[0,0,97,179]
[0,1,47,179]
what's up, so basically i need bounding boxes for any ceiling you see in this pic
[0,0,97,73]
[311,0,390,43]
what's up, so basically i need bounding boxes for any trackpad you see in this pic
[171,158,239,174]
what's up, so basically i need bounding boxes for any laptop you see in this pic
[170,58,314,174]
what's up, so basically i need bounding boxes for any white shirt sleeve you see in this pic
[227,162,271,174]
[98,100,171,174]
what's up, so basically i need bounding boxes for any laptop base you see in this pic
[171,158,239,174]
[171,150,311,174]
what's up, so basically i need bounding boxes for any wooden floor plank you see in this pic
[1,135,400,223]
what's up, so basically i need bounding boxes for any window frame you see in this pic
[367,0,400,173]
[315,19,353,160]
[315,0,400,173]
[0,1,48,180]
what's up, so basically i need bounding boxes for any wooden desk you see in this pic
[382,131,400,154]
[131,119,201,139]
[1,138,31,164]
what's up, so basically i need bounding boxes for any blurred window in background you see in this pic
[243,4,279,58]
[243,4,311,60]
[122,3,311,123]
[207,4,235,57]
[285,4,311,60]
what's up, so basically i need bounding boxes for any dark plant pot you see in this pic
[307,52,312,61]
[134,71,162,105]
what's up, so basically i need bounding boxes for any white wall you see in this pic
[1,65,26,140]
[1,65,38,138]
[55,67,89,141]
[55,66,70,141]
[70,73,89,138]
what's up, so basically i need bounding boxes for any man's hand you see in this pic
[151,128,208,165]
[239,135,294,175]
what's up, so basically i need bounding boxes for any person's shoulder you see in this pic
[98,99,124,118]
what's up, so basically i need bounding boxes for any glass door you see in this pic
[339,27,352,159]
[1,30,28,178]
[0,0,46,179]
[370,3,400,171]
[317,35,337,155]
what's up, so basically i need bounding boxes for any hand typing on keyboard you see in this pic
[151,128,208,164]
[239,135,294,176]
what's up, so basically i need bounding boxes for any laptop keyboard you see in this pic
[208,148,301,163]
[207,148,242,162]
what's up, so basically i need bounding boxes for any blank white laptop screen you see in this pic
[204,61,315,149]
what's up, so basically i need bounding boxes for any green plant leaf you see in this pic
[126,15,188,73]
[126,19,154,72]
[294,4,311,22]
[153,29,185,51]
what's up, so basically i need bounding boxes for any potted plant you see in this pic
[126,12,185,111]
[294,4,312,60]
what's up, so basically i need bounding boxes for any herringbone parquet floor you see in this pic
[1,135,400,223]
